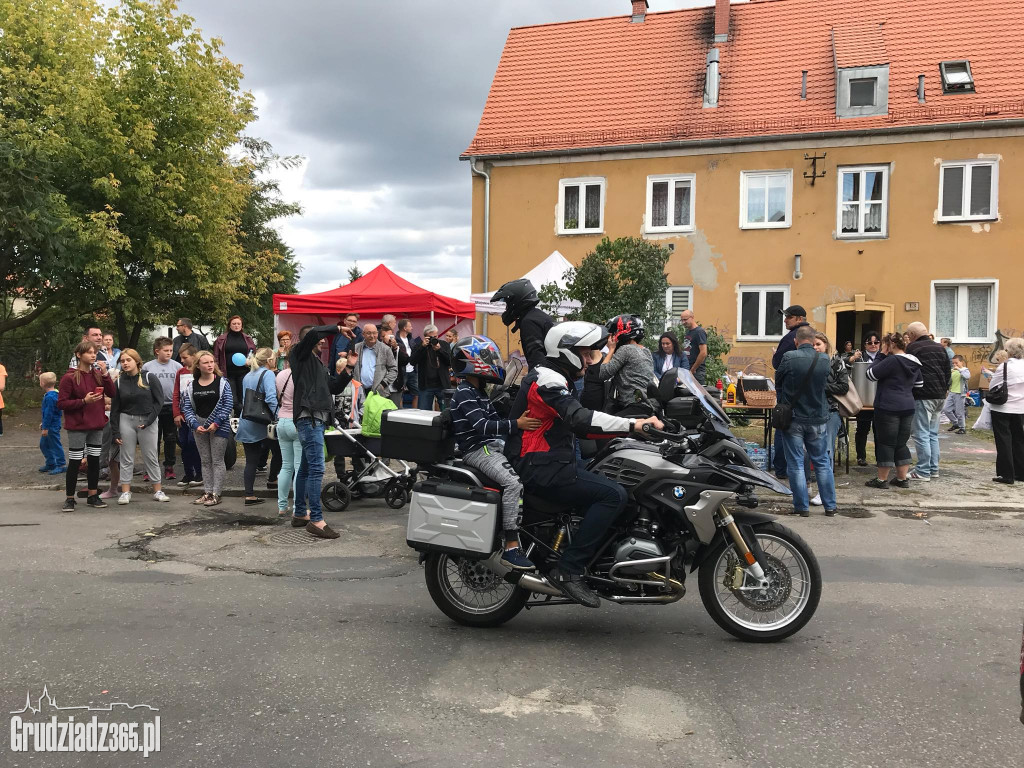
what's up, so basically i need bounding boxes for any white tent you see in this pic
[471,251,581,317]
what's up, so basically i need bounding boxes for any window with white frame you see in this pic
[737,285,789,341]
[558,177,605,234]
[646,174,695,232]
[939,160,998,221]
[837,165,889,237]
[931,280,997,344]
[740,170,792,228]
[665,286,693,329]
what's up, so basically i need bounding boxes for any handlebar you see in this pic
[641,423,682,441]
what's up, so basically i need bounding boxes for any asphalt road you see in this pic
[1,488,1022,768]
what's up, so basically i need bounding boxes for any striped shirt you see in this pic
[449,381,517,455]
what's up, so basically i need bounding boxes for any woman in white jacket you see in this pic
[989,338,1024,485]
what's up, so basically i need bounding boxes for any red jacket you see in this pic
[57,367,116,432]
[171,366,195,420]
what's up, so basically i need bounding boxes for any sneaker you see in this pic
[890,478,910,489]
[931,471,939,478]
[956,428,966,435]
[86,495,108,509]
[865,478,889,489]
[798,509,810,518]
[266,481,278,490]
[256,466,267,474]
[143,473,151,482]
[824,509,838,517]
[163,467,176,481]
[947,425,959,432]
[500,547,535,571]
[61,498,76,513]
[547,568,601,608]
[39,465,51,473]
[810,493,823,507]
[49,466,66,475]
[177,477,192,488]
[117,492,131,505]
[153,491,170,503]
[908,470,931,482]
[188,479,204,487]
[857,458,868,467]
[99,489,117,500]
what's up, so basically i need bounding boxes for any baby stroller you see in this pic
[322,426,415,511]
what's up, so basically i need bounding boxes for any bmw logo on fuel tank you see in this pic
[672,486,686,499]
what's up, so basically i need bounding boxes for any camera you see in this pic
[428,336,439,346]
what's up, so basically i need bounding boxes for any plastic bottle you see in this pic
[726,381,737,404]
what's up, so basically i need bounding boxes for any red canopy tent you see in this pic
[273,264,476,338]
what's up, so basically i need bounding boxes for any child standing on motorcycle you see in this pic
[449,336,542,571]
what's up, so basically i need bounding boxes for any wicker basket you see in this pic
[738,374,771,405]
[742,389,777,409]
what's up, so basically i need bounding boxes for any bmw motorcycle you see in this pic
[410,369,821,643]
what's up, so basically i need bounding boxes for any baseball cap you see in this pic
[779,305,807,318]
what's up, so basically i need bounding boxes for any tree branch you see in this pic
[0,297,58,334]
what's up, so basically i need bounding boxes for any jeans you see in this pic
[773,431,787,475]
[527,469,627,576]
[276,418,303,512]
[912,399,943,478]
[781,421,837,512]
[873,409,914,468]
[804,410,841,476]
[992,411,1024,482]
[194,430,228,496]
[40,430,64,469]
[419,388,442,411]
[295,417,326,523]
[178,425,202,480]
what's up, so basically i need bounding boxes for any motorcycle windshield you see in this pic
[677,369,731,427]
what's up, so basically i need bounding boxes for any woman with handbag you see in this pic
[864,333,922,489]
[807,332,849,506]
[988,338,1024,484]
[238,348,280,505]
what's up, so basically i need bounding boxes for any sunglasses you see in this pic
[866,340,880,344]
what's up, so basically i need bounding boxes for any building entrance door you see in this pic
[825,297,894,351]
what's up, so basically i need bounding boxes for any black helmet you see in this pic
[606,314,645,344]
[491,279,539,327]
[451,335,506,384]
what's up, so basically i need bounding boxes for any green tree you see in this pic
[563,237,670,334]
[346,263,364,284]
[0,0,282,349]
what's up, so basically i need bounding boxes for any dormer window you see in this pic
[849,78,877,107]
[940,60,975,93]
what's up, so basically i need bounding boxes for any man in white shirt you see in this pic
[141,337,183,481]
[396,319,420,408]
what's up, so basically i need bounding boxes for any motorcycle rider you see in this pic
[505,321,664,607]
[491,278,554,371]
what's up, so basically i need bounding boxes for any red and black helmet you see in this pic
[606,314,645,344]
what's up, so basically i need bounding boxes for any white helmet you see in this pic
[543,321,608,372]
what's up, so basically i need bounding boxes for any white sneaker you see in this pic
[810,493,823,506]
[117,492,131,505]
[153,491,170,503]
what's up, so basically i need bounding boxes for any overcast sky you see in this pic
[176,0,710,299]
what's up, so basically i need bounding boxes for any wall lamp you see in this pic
[794,253,803,280]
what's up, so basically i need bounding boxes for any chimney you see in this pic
[714,0,730,42]
[703,49,721,108]
[631,0,648,23]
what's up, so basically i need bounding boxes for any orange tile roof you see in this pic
[463,0,1024,157]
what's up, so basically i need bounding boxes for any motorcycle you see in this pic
[409,368,821,643]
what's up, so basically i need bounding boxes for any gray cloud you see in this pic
[176,0,708,295]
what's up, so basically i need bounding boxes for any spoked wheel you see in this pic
[423,552,528,627]
[698,522,821,642]
[383,479,409,509]
[320,481,351,512]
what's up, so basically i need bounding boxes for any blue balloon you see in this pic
[231,352,247,367]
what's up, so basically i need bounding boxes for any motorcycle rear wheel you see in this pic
[424,552,528,628]
[697,521,821,643]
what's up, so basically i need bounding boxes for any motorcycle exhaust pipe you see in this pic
[505,571,564,598]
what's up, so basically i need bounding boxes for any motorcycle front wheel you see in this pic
[697,521,821,643]
[423,552,528,628]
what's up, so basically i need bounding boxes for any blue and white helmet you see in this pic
[452,335,506,384]
[544,321,608,372]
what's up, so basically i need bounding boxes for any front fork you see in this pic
[715,505,769,589]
